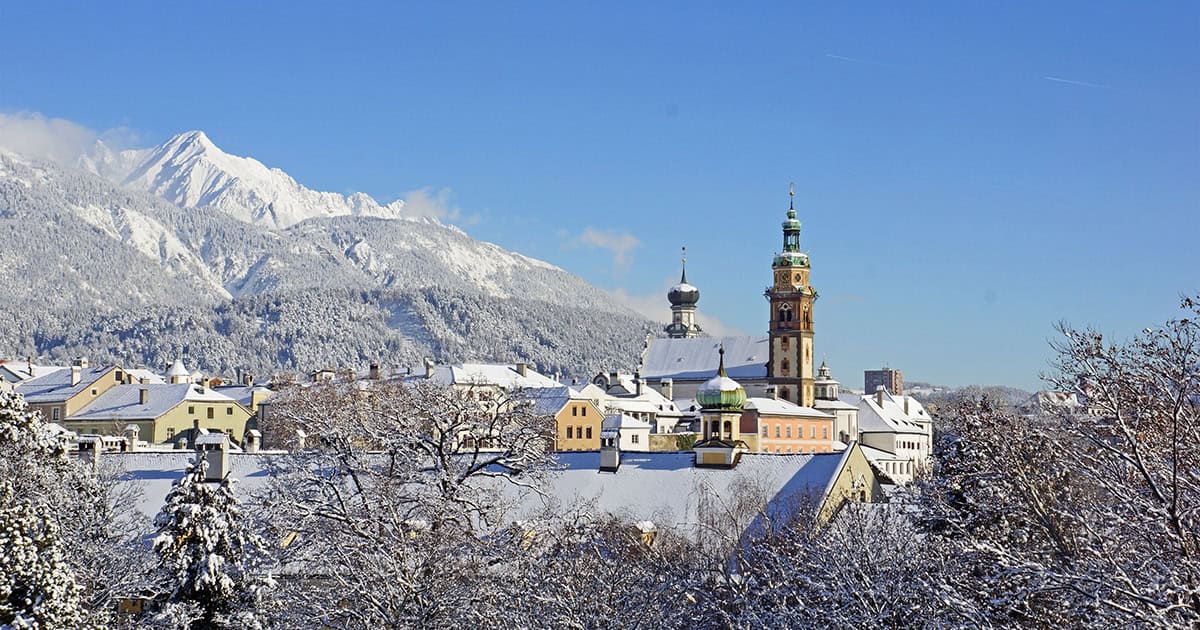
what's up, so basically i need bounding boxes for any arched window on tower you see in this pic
[779,387,790,401]
[781,358,790,376]
[803,305,811,327]
[778,303,793,324]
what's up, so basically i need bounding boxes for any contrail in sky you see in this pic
[1042,75,1111,89]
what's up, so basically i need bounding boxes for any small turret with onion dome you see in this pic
[693,346,750,468]
[665,246,703,338]
[696,346,746,412]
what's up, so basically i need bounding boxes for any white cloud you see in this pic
[575,227,640,270]
[396,187,479,224]
[0,111,97,164]
[0,111,139,166]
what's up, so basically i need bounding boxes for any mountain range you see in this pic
[0,131,655,378]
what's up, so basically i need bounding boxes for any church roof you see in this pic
[641,336,768,381]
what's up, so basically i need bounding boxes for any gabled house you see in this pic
[16,359,125,425]
[67,383,253,444]
[840,387,932,484]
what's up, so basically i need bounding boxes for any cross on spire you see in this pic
[717,344,727,377]
[680,246,688,283]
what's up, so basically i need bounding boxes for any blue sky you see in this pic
[2,2,1197,390]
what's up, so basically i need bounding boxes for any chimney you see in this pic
[599,432,620,472]
[243,373,253,387]
[123,424,140,452]
[234,367,243,386]
[77,436,101,469]
[196,433,230,482]
[73,356,89,368]
[903,396,910,415]
[660,378,673,400]
[875,385,886,407]
[516,362,528,377]
[424,358,435,378]
[635,378,645,396]
[139,388,149,405]
[70,366,81,387]
[243,429,262,454]
[369,363,381,380]
[26,355,32,375]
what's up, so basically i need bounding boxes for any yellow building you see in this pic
[16,360,125,424]
[67,383,253,444]
[554,398,605,451]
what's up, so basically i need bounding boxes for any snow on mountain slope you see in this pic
[93,131,408,229]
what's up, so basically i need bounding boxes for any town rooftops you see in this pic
[106,448,862,536]
[640,336,769,381]
[69,384,241,422]
[15,365,118,404]
[416,362,561,390]
[0,361,64,383]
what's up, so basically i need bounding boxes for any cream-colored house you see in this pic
[67,383,252,444]
[16,359,125,425]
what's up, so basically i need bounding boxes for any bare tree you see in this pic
[258,379,555,628]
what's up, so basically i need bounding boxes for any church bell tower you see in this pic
[765,184,816,407]
[665,247,702,339]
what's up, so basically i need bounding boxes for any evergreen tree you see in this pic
[0,481,83,630]
[152,460,272,629]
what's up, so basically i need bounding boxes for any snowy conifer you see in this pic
[152,459,271,629]
[0,481,83,630]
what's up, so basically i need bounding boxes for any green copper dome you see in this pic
[781,207,802,232]
[697,347,746,412]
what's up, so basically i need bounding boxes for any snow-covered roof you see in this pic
[15,365,117,404]
[506,451,850,535]
[601,413,652,431]
[70,384,242,421]
[416,363,562,390]
[746,397,835,418]
[812,397,859,411]
[213,385,272,408]
[842,391,927,435]
[640,336,768,381]
[104,448,863,542]
[124,368,166,384]
[521,386,576,416]
[0,361,65,383]
[860,444,903,464]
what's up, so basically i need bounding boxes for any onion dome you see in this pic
[697,347,746,411]
[781,207,802,232]
[166,359,189,378]
[668,247,700,307]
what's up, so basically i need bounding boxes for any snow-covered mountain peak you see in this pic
[90,130,411,230]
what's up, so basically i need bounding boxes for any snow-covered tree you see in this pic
[0,389,150,628]
[152,460,272,629]
[260,379,556,627]
[0,481,83,630]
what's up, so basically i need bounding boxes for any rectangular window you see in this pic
[115,371,122,382]
[91,388,98,396]
[572,407,577,417]
[188,406,194,415]
[761,425,768,437]
[631,434,639,444]
[582,407,587,416]
[585,427,592,439]
[823,426,829,439]
[52,407,60,422]
[786,425,792,438]
[567,426,574,439]
[775,425,780,438]
[207,408,214,419]
[810,425,816,438]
